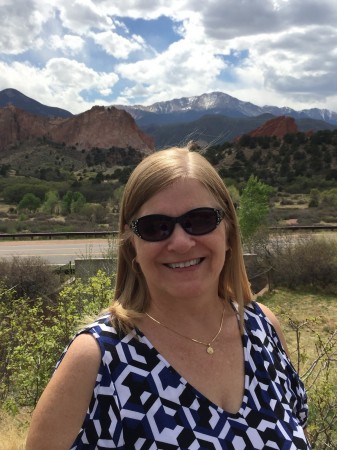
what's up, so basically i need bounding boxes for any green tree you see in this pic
[238,176,273,244]
[309,188,320,208]
[227,185,240,209]
[61,191,73,214]
[61,191,86,214]
[17,193,41,212]
[70,192,86,213]
[41,190,60,214]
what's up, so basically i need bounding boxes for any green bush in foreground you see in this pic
[0,271,113,410]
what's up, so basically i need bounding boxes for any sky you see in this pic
[1,0,337,115]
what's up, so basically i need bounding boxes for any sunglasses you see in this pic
[130,207,225,242]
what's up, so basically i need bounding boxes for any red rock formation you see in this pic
[248,116,298,138]
[0,105,51,149]
[0,105,154,153]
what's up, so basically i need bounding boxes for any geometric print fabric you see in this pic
[56,302,311,449]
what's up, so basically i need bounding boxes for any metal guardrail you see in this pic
[0,225,336,240]
[269,225,337,232]
[0,231,119,240]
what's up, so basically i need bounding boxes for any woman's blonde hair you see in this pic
[109,146,252,331]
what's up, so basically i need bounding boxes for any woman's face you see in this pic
[130,178,229,308]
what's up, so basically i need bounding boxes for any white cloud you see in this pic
[49,34,85,56]
[1,0,337,112]
[0,58,119,113]
[0,0,51,54]
[54,0,113,34]
[115,13,228,104]
[89,30,146,59]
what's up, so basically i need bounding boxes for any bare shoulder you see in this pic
[256,302,289,355]
[50,332,101,383]
[256,302,280,326]
[25,333,101,450]
[59,332,101,368]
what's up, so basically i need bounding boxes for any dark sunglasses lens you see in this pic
[137,216,174,241]
[183,209,217,235]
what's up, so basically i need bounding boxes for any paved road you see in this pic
[1,232,335,266]
[0,238,117,265]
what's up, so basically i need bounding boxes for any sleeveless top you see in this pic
[57,301,311,449]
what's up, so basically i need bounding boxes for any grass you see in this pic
[1,289,337,449]
[0,203,15,213]
[259,289,337,447]
[259,289,337,359]
[0,408,30,450]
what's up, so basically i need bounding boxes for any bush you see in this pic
[0,270,113,408]
[0,256,61,299]
[252,234,337,294]
[282,237,336,292]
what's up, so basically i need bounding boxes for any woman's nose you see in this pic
[166,223,196,252]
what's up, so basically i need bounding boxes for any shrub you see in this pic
[0,270,113,408]
[253,234,337,294]
[17,193,41,212]
[0,256,61,299]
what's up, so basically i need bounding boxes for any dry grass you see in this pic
[259,289,337,377]
[0,408,30,450]
[0,203,15,213]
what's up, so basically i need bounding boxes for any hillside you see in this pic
[0,104,154,153]
[0,88,72,118]
[203,127,337,191]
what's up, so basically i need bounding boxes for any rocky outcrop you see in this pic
[248,115,298,138]
[0,105,154,153]
[0,105,51,150]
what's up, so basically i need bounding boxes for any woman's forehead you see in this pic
[136,179,220,217]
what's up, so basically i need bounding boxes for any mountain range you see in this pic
[1,88,337,149]
[116,91,337,126]
[114,92,337,147]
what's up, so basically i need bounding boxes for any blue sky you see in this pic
[1,0,337,114]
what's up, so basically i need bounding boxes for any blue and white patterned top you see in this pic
[57,302,311,449]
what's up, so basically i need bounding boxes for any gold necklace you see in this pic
[145,304,226,355]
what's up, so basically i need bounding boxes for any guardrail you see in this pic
[269,225,337,232]
[0,225,336,240]
[0,231,119,240]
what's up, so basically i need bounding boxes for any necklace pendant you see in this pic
[206,345,214,355]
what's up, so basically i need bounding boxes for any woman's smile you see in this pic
[165,257,204,269]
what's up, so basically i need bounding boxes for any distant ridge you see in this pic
[1,89,336,149]
[114,92,337,147]
[115,91,337,126]
[0,88,73,118]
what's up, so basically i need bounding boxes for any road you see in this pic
[0,238,117,265]
[0,231,336,266]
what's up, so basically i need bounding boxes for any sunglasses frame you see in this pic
[130,207,225,242]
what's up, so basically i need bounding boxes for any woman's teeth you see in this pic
[167,258,201,269]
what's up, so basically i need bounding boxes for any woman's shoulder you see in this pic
[244,300,289,355]
[82,313,130,348]
[56,313,122,370]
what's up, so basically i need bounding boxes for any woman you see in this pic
[26,147,311,449]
